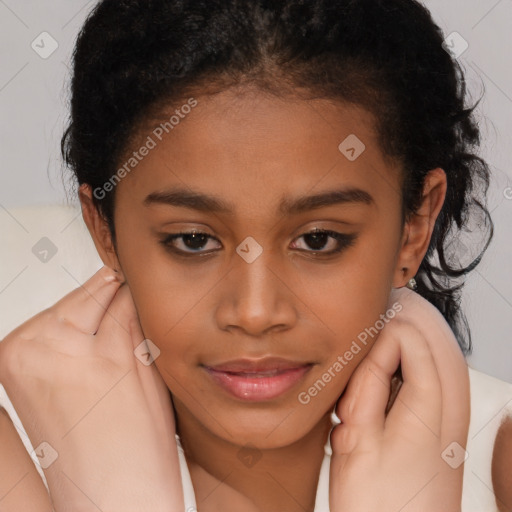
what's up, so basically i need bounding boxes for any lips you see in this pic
[205,356,310,373]
[203,357,313,401]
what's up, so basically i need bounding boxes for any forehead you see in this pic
[117,89,402,215]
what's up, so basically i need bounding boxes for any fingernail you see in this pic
[102,266,120,283]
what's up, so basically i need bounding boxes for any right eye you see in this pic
[160,230,222,256]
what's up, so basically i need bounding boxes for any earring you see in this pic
[401,267,417,291]
[406,277,417,290]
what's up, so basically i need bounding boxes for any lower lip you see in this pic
[204,365,312,401]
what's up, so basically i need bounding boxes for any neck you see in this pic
[174,398,333,512]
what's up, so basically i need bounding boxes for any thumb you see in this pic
[99,283,178,445]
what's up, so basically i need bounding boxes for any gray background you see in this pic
[1,0,511,382]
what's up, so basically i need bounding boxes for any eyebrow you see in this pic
[143,186,374,215]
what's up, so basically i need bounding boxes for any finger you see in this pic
[52,266,122,335]
[112,287,174,437]
[335,325,401,431]
[380,322,442,437]
[390,287,470,444]
[136,358,179,462]
[334,316,442,448]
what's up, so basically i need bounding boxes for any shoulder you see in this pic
[492,414,512,512]
[0,407,53,511]
[464,368,512,510]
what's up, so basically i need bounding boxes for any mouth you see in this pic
[203,357,314,402]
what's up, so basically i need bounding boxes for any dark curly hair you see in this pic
[61,0,493,355]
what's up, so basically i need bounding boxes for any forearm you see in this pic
[43,410,184,512]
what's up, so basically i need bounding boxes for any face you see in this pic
[87,89,414,449]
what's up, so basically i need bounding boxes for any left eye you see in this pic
[160,228,357,256]
[290,228,357,255]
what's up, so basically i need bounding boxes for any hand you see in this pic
[0,266,184,512]
[329,286,470,512]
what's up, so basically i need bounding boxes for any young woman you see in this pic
[0,0,510,511]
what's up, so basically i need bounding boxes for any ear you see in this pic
[79,183,125,282]
[393,168,447,288]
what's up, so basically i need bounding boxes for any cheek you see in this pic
[297,272,395,407]
[121,259,206,344]
[299,338,372,405]
[296,225,398,315]
[126,280,205,379]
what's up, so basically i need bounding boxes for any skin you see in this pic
[0,408,53,512]
[492,415,512,512]
[79,87,448,511]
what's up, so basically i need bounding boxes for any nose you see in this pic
[215,244,298,337]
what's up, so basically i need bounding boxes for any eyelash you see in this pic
[159,228,358,258]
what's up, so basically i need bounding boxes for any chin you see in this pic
[208,408,328,450]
